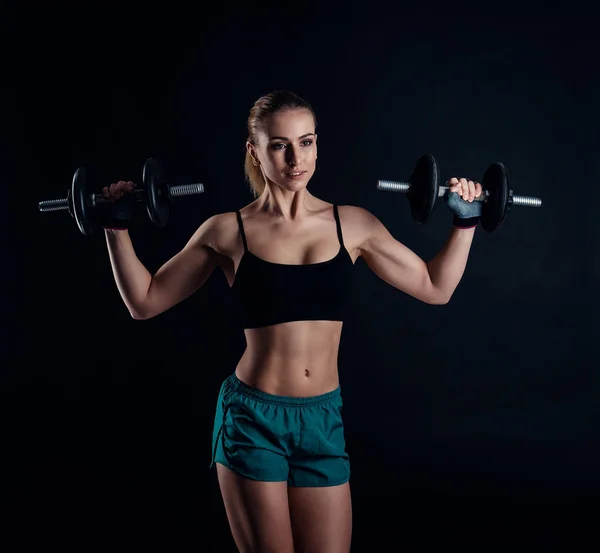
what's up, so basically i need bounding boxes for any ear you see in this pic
[246,141,257,160]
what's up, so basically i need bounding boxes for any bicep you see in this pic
[357,210,442,304]
[144,217,221,317]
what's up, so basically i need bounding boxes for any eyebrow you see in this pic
[268,133,316,141]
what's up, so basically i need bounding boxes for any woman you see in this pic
[102,90,482,553]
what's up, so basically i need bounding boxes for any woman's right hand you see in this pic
[102,180,136,202]
[100,180,137,230]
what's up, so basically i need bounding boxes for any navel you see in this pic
[304,369,310,378]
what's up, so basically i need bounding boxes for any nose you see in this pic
[285,145,300,166]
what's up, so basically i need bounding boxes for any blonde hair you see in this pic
[245,90,317,198]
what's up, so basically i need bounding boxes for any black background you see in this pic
[3,6,599,551]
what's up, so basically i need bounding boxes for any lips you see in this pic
[285,171,306,176]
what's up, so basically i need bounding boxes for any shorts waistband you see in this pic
[226,372,341,407]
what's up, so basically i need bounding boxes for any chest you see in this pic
[217,210,362,287]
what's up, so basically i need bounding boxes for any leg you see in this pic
[216,462,295,553]
[288,482,353,553]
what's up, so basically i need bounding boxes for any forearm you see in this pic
[105,229,153,318]
[427,226,476,302]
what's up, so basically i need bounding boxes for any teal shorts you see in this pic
[210,372,350,487]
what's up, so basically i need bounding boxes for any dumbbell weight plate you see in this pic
[143,157,169,227]
[408,154,439,224]
[72,167,97,236]
[481,162,509,232]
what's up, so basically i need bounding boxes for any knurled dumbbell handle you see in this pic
[38,198,69,212]
[170,183,204,196]
[38,183,205,213]
[376,180,542,207]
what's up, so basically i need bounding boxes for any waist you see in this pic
[236,321,342,396]
[227,371,341,406]
[234,364,340,398]
[236,351,340,398]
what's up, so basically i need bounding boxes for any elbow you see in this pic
[421,273,451,305]
[130,300,166,320]
[130,311,149,320]
[129,283,155,320]
[428,288,451,305]
[426,297,449,306]
[129,304,154,320]
[130,309,150,320]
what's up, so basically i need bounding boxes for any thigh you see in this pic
[216,462,295,553]
[288,482,353,553]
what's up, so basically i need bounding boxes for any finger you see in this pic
[447,177,459,192]
[467,179,475,202]
[117,181,130,197]
[108,183,119,201]
[102,186,109,197]
[474,181,482,198]
[459,178,468,200]
[125,181,136,192]
[113,184,125,199]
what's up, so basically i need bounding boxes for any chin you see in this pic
[277,179,308,191]
[288,182,309,192]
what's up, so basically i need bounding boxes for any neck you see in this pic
[255,185,313,221]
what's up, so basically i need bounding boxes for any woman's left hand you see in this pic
[444,176,484,224]
[447,177,483,202]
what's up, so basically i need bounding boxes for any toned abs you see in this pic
[213,206,358,397]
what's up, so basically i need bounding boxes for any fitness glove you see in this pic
[443,189,482,229]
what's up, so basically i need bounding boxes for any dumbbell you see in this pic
[38,158,204,236]
[377,154,542,232]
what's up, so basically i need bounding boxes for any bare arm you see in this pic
[426,226,476,302]
[105,214,223,319]
[353,206,474,304]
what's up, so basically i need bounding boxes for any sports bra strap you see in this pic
[235,211,248,252]
[333,205,345,248]
[237,208,343,252]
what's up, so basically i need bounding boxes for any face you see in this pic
[247,109,317,193]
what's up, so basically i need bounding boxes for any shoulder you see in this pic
[336,205,387,254]
[185,211,245,261]
[199,210,243,232]
[203,211,239,231]
[337,205,383,237]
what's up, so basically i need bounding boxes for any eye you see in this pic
[270,140,313,151]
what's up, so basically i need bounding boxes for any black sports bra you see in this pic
[231,205,355,329]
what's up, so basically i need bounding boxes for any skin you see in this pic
[103,108,482,552]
